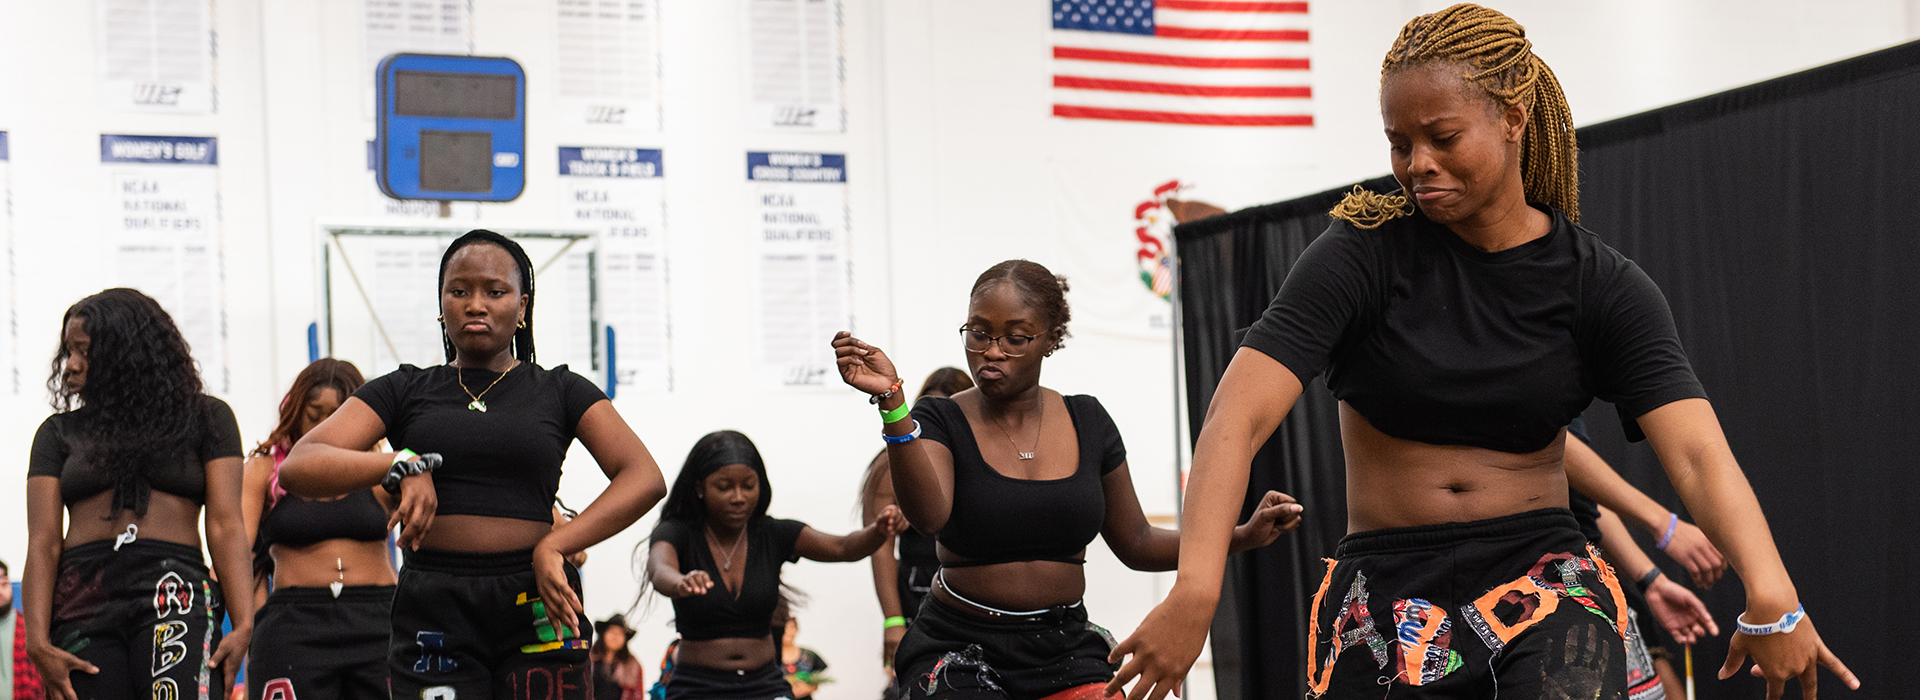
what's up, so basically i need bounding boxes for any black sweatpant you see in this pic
[248,585,394,700]
[893,595,1117,699]
[1307,509,1634,699]
[389,549,592,700]
[48,539,226,700]
[662,662,791,700]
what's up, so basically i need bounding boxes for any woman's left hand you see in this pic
[1228,491,1302,553]
[532,542,584,639]
[873,504,909,537]
[210,624,251,696]
[1720,613,1859,699]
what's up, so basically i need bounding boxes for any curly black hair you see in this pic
[49,288,210,517]
[438,229,538,364]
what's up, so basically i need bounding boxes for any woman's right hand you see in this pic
[670,570,713,598]
[1643,574,1718,645]
[1661,520,1727,589]
[28,642,98,700]
[832,332,900,397]
[388,472,437,551]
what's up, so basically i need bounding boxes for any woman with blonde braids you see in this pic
[1109,5,1858,700]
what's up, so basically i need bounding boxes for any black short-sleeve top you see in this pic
[651,516,807,641]
[1241,208,1706,453]
[27,395,243,512]
[911,394,1126,567]
[354,362,605,522]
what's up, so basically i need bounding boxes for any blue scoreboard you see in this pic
[376,53,527,202]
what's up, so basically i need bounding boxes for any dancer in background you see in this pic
[23,288,252,699]
[282,229,667,700]
[241,358,393,700]
[778,614,828,700]
[1110,6,1857,699]
[832,259,1300,700]
[860,366,971,679]
[591,615,645,700]
[645,430,906,700]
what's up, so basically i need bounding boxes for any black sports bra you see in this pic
[910,395,1126,568]
[259,489,389,548]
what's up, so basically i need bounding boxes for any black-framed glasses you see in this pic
[959,326,1038,357]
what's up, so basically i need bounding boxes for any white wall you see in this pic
[0,2,1913,698]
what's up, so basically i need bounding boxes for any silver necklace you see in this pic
[989,397,1044,460]
[705,524,747,572]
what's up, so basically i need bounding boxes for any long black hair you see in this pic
[635,430,777,608]
[438,229,537,364]
[49,288,209,517]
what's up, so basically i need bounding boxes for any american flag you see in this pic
[1052,1,1312,127]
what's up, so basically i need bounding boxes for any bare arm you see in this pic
[831,332,956,533]
[1637,399,1857,697]
[1597,505,1717,645]
[647,540,712,598]
[203,455,253,692]
[24,477,95,700]
[241,455,272,596]
[280,398,395,497]
[1100,461,1302,573]
[1107,348,1303,700]
[862,455,905,617]
[793,507,907,563]
[1566,435,1726,588]
[533,400,668,637]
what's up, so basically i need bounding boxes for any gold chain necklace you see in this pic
[456,360,517,412]
[989,397,1044,460]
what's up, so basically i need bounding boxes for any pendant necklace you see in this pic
[456,360,517,412]
[706,524,747,572]
[990,397,1044,460]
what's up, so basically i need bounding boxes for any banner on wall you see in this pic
[96,0,217,113]
[559,146,673,392]
[101,135,226,391]
[556,0,664,130]
[748,152,849,389]
[745,0,844,132]
[1,132,14,394]
[363,0,475,113]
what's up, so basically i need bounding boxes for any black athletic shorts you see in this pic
[1307,509,1634,699]
[389,549,592,700]
[48,539,226,700]
[662,662,792,700]
[893,594,1117,699]
[248,585,395,700]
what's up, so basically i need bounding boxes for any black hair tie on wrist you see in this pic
[1636,566,1663,591]
[382,452,444,494]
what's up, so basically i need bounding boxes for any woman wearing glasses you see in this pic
[831,260,1302,699]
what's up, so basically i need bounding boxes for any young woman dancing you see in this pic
[240,358,393,700]
[23,288,253,699]
[860,367,971,676]
[1109,6,1858,700]
[645,430,906,700]
[832,260,1300,700]
[281,229,667,700]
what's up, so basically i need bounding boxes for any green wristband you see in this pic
[883,616,908,629]
[880,402,911,424]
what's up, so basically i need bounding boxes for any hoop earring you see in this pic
[437,315,444,323]
[517,319,527,329]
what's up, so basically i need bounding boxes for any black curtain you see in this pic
[1179,40,1920,700]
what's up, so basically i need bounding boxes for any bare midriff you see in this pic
[678,636,778,671]
[62,490,202,549]
[420,514,553,552]
[935,550,1087,614]
[1340,403,1569,534]
[270,538,397,588]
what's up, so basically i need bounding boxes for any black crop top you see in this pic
[912,395,1126,567]
[27,395,243,513]
[259,489,390,548]
[1241,208,1706,453]
[651,516,806,641]
[355,363,606,522]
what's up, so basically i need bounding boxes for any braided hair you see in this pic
[1331,3,1579,228]
[48,288,209,517]
[437,229,537,364]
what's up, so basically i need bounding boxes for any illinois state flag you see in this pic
[1052,0,1313,126]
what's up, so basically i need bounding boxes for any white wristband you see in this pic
[1736,604,1806,636]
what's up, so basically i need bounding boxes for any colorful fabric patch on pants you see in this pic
[1391,598,1463,686]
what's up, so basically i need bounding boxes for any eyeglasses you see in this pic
[959,326,1038,357]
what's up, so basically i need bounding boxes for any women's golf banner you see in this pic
[101,134,227,390]
[559,146,674,393]
[748,151,850,390]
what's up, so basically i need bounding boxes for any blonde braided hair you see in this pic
[1330,3,1579,228]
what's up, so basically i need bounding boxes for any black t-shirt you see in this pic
[28,395,243,511]
[651,516,807,641]
[355,362,605,522]
[913,394,1126,567]
[1241,208,1706,453]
